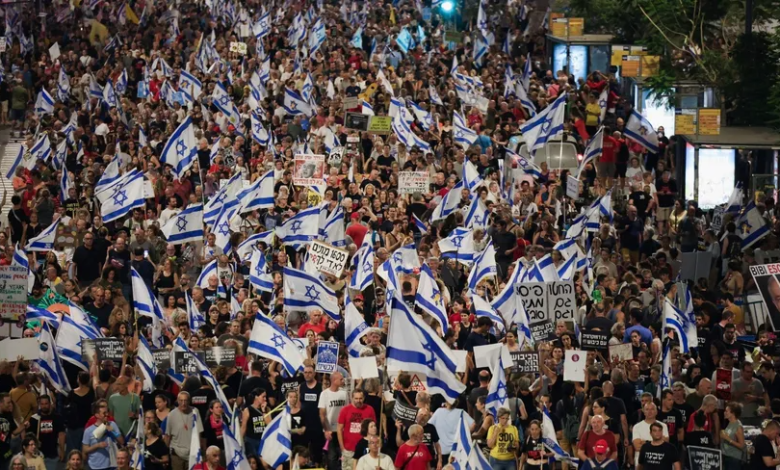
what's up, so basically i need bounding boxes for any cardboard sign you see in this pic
[345,112,370,131]
[392,400,418,426]
[173,349,205,374]
[566,175,579,199]
[348,356,379,379]
[398,171,430,195]
[367,116,392,134]
[609,343,633,362]
[342,97,360,109]
[687,446,721,470]
[563,349,586,382]
[511,351,539,373]
[49,43,61,62]
[152,349,171,371]
[205,346,236,367]
[293,154,326,186]
[82,338,125,362]
[580,330,610,351]
[474,344,514,371]
[315,341,339,374]
[307,240,349,277]
[516,283,548,323]
[0,338,40,361]
[549,281,576,321]
[0,266,29,320]
[530,321,555,342]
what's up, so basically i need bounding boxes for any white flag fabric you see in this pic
[438,228,476,265]
[283,266,340,320]
[345,296,370,358]
[238,171,275,213]
[55,315,101,370]
[485,355,508,418]
[258,406,292,468]
[492,261,532,348]
[520,92,567,151]
[577,128,603,178]
[467,241,497,289]
[37,323,71,395]
[624,109,659,153]
[415,263,448,333]
[276,206,321,246]
[159,117,198,179]
[136,335,157,393]
[248,312,306,376]
[161,203,204,245]
[99,170,147,223]
[431,180,465,221]
[738,201,770,249]
[131,267,165,323]
[26,218,60,252]
[249,248,274,292]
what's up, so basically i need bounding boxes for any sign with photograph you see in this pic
[307,240,349,277]
[293,154,326,186]
[315,341,339,374]
[345,112,370,131]
[748,263,780,331]
[398,172,430,195]
[608,343,633,362]
[152,349,171,371]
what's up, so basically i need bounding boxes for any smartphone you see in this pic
[144,250,149,259]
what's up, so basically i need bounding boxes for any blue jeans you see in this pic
[489,457,517,470]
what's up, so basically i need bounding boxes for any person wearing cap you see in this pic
[637,422,680,470]
[346,211,368,247]
[578,439,619,470]
[577,415,617,461]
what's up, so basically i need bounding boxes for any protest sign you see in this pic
[748,263,780,330]
[687,446,721,470]
[511,351,540,373]
[293,154,326,186]
[367,116,392,134]
[152,349,171,371]
[474,344,514,371]
[82,338,125,362]
[549,281,576,321]
[345,112,370,131]
[563,350,586,382]
[516,283,548,323]
[173,349,205,374]
[307,240,349,277]
[566,175,579,199]
[315,341,339,373]
[392,400,419,426]
[0,266,29,320]
[711,207,724,234]
[205,347,236,367]
[348,357,379,379]
[0,338,40,361]
[398,172,430,195]
[580,330,610,351]
[608,343,633,362]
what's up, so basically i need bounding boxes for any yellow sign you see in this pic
[308,189,322,207]
[621,55,641,77]
[551,18,568,37]
[674,110,697,135]
[611,45,648,66]
[367,116,392,134]
[568,18,584,36]
[550,17,585,37]
[640,55,660,77]
[698,109,721,136]
[549,12,564,31]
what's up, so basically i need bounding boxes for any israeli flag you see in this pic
[276,206,321,246]
[345,296,370,358]
[12,244,33,295]
[598,87,608,123]
[542,405,579,465]
[438,228,476,265]
[237,231,275,261]
[60,167,73,201]
[115,69,128,96]
[391,113,430,152]
[533,254,558,282]
[415,263,448,333]
[132,267,165,323]
[451,412,490,470]
[464,197,490,230]
[321,206,346,247]
[95,158,121,195]
[386,294,466,402]
[161,203,204,245]
[396,28,413,53]
[283,266,340,320]
[361,100,374,116]
[56,315,100,370]
[173,337,233,422]
[102,80,118,108]
[520,92,567,151]
[472,295,505,333]
[485,355,508,418]
[37,323,71,395]
[350,26,363,49]
[408,101,434,130]
[521,53,532,91]
[57,68,71,102]
[473,34,488,67]
[30,134,52,161]
[53,139,67,172]
[249,113,270,147]
[26,218,60,252]
[282,88,314,117]
[196,259,226,300]
[350,240,374,292]
[136,335,157,393]
[249,248,274,293]
[99,170,147,223]
[212,204,238,252]
[179,69,202,103]
[160,117,198,179]
[577,128,604,178]
[89,75,104,99]
[663,297,694,352]
[258,406,291,468]
[377,258,401,295]
[506,148,543,179]
[35,88,55,115]
[152,57,174,77]
[204,172,243,226]
[429,87,443,106]
[389,243,421,274]
[431,180,465,221]
[26,305,61,329]
[248,312,306,376]
[253,12,271,38]
[412,213,427,234]
[724,184,743,214]
[661,343,672,390]
[515,80,537,117]
[492,261,532,347]
[308,19,326,54]
[238,170,274,213]
[556,252,578,281]
[624,109,659,153]
[467,242,497,290]
[211,82,240,125]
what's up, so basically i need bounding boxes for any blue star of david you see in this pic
[305,285,320,301]
[270,333,286,348]
[176,139,187,157]
[113,190,128,206]
[541,117,552,133]
[254,122,263,134]
[231,449,244,468]
[176,217,188,232]
[213,192,227,205]
[599,99,607,108]
[290,220,303,234]
[422,343,436,369]
[219,95,230,107]
[431,287,442,304]
[456,130,464,137]
[496,381,508,404]
[255,263,264,276]
[452,236,463,248]
[392,252,402,263]
[218,221,230,236]
[474,214,483,225]
[363,260,372,273]
[181,80,189,89]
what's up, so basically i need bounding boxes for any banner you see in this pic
[580,330,610,351]
[82,338,125,362]
[687,446,721,470]
[307,240,349,277]
[315,341,339,374]
[173,349,206,374]
[398,172,430,195]
[293,154,326,186]
[748,263,780,330]
[0,266,29,320]
[511,351,540,373]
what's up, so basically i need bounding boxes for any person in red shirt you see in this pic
[192,446,224,470]
[599,129,619,187]
[337,390,377,464]
[297,309,327,337]
[394,424,433,470]
[345,213,368,247]
[586,71,608,94]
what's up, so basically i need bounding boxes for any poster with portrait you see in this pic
[293,154,326,186]
[748,263,780,331]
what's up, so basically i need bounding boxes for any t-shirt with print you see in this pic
[337,404,377,451]
[657,408,683,445]
[318,388,348,432]
[28,412,66,459]
[638,441,679,470]
[487,424,519,460]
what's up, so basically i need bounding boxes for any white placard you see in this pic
[474,343,514,372]
[516,283,548,323]
[566,175,579,199]
[452,349,468,373]
[0,338,40,361]
[398,171,430,194]
[608,343,633,362]
[563,349,586,382]
[0,38,8,53]
[49,42,61,62]
[348,356,379,379]
[306,240,349,277]
[293,154,326,186]
[143,180,155,199]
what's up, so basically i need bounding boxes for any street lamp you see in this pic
[441,0,455,13]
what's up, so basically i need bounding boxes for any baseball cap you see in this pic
[354,294,364,301]
[593,439,609,454]
[350,212,360,220]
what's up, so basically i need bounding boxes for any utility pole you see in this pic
[745,0,753,35]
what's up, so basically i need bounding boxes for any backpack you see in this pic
[562,408,580,443]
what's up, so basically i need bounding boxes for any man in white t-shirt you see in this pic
[631,402,668,466]
[319,372,348,470]
[355,435,394,470]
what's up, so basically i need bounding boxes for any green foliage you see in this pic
[726,32,780,126]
